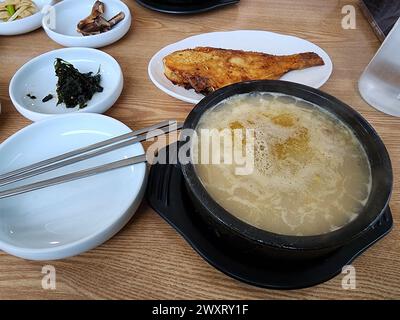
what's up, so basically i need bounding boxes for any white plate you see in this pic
[148,30,333,104]
[9,47,123,122]
[0,0,53,36]
[0,113,147,260]
[42,0,132,48]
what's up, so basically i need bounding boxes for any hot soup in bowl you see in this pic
[180,80,392,261]
[194,92,372,236]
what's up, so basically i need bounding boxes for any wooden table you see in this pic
[0,0,399,300]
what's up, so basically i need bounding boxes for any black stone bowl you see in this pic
[141,0,219,5]
[160,0,204,3]
[179,80,393,261]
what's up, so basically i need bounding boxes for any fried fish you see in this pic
[163,47,325,94]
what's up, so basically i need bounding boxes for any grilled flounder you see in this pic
[163,47,325,94]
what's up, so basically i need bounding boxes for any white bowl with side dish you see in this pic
[0,0,53,36]
[9,47,123,122]
[42,0,132,48]
[0,113,147,260]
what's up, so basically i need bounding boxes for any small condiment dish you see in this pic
[42,0,132,48]
[9,47,123,122]
[0,113,147,261]
[0,0,53,36]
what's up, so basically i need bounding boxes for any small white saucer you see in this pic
[42,0,132,48]
[0,0,53,36]
[9,47,123,122]
[0,113,147,261]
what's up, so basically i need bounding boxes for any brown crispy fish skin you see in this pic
[163,47,325,94]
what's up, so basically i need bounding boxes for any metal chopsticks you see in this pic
[0,120,182,199]
[0,154,147,199]
[0,120,174,183]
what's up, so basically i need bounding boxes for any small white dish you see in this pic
[42,0,132,48]
[0,113,147,260]
[0,0,53,36]
[9,47,123,122]
[148,30,333,104]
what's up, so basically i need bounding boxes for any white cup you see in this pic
[359,17,400,117]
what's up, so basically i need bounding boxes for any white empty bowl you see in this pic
[0,0,53,36]
[0,113,147,260]
[9,47,123,122]
[42,0,132,48]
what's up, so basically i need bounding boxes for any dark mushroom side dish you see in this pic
[77,0,125,36]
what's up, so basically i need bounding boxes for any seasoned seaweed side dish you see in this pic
[55,58,103,109]
[42,94,54,103]
[26,93,36,100]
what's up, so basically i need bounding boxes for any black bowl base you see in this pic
[135,0,240,14]
[146,144,393,290]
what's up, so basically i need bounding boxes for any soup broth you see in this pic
[194,93,372,236]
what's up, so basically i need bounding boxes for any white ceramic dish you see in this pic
[9,47,123,122]
[0,113,147,260]
[0,0,53,36]
[148,30,333,104]
[42,0,132,48]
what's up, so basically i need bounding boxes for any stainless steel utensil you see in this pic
[0,120,182,199]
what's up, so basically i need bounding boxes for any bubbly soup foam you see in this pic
[195,92,372,236]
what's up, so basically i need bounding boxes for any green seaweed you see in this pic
[42,94,54,103]
[54,58,103,109]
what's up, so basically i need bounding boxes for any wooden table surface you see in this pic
[0,0,399,300]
